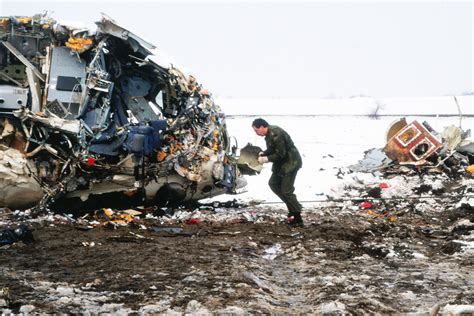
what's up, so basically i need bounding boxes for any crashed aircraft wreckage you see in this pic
[0,13,255,211]
[352,117,474,174]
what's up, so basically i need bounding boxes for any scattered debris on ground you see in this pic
[0,199,473,313]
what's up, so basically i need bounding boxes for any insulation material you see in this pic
[0,148,43,208]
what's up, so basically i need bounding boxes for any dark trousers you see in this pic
[268,171,302,215]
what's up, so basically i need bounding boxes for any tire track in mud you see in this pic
[235,239,313,313]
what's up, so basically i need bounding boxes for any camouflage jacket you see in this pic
[262,125,302,176]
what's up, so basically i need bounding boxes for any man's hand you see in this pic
[258,156,269,164]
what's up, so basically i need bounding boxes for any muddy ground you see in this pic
[0,202,473,314]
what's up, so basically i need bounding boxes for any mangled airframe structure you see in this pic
[352,116,474,175]
[0,13,250,210]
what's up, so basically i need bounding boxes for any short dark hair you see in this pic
[252,118,269,128]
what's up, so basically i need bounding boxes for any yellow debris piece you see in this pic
[16,17,32,24]
[368,209,396,222]
[103,208,114,217]
[110,220,128,226]
[466,165,474,173]
[0,18,9,28]
[118,213,134,222]
[66,36,93,53]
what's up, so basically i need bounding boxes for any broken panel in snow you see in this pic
[384,120,442,165]
[0,13,249,211]
[351,117,474,173]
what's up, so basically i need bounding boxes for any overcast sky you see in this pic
[1,0,472,98]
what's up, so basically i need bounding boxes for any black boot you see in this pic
[288,213,304,227]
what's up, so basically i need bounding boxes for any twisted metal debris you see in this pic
[0,13,249,212]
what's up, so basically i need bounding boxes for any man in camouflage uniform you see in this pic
[252,118,304,227]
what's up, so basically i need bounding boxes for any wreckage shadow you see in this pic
[50,192,146,216]
[50,186,196,217]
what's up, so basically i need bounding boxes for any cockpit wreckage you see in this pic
[0,13,252,212]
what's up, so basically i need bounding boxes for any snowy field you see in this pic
[209,95,474,204]
[217,95,474,117]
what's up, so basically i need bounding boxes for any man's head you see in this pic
[252,118,269,136]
